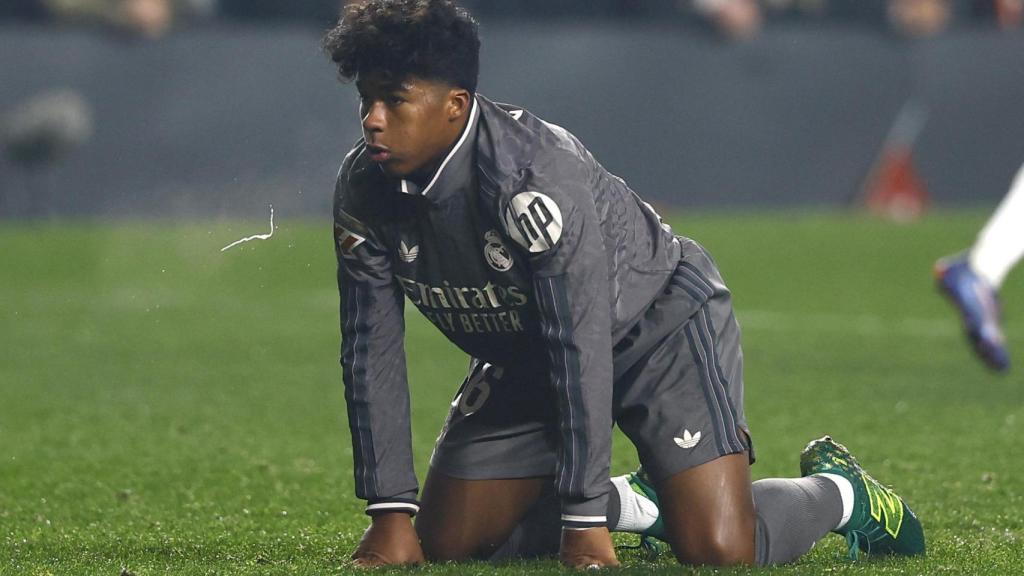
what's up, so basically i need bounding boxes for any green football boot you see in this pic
[800,436,925,560]
[624,468,667,560]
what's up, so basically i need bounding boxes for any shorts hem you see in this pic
[429,454,555,481]
[645,426,754,484]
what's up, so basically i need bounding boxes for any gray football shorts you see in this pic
[429,237,752,484]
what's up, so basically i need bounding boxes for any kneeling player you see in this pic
[323,0,925,568]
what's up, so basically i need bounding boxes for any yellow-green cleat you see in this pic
[800,436,925,560]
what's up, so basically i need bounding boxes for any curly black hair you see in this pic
[323,0,480,93]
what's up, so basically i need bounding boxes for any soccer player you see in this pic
[324,0,925,568]
[935,162,1024,372]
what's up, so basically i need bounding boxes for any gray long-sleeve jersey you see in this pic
[334,95,681,527]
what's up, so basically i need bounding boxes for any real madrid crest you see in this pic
[483,230,514,272]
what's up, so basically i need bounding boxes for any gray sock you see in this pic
[752,476,843,565]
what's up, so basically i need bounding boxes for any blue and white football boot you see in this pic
[934,256,1010,372]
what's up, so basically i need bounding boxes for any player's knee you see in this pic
[671,523,754,566]
[673,536,752,566]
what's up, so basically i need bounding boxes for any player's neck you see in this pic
[407,111,471,188]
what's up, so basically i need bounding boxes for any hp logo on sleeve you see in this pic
[502,191,563,253]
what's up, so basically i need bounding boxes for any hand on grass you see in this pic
[559,527,620,569]
[351,512,425,567]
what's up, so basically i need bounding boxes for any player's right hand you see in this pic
[351,512,426,567]
[559,527,620,569]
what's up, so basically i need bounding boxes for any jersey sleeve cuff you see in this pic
[560,493,609,529]
[365,498,420,517]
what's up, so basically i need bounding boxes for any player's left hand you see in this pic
[559,527,620,569]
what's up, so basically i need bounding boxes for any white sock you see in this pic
[969,162,1024,289]
[610,475,659,533]
[815,473,854,531]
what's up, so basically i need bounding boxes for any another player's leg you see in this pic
[934,161,1024,371]
[967,162,1024,290]
[935,257,1010,371]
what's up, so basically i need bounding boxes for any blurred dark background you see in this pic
[1,0,1023,218]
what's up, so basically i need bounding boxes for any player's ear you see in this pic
[446,88,471,122]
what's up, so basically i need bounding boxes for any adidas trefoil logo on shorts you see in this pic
[399,240,419,263]
[674,429,701,449]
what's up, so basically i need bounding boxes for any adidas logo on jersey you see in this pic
[674,430,701,449]
[398,241,419,263]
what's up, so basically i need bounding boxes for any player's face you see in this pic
[356,75,467,179]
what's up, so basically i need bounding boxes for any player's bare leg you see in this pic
[969,162,1024,290]
[657,452,756,565]
[351,512,425,567]
[416,470,549,561]
[417,470,620,568]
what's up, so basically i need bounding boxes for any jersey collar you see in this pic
[396,96,479,197]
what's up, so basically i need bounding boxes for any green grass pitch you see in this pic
[1,211,1021,575]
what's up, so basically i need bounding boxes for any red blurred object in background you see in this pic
[862,100,930,221]
[865,148,930,222]
[995,0,1023,28]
